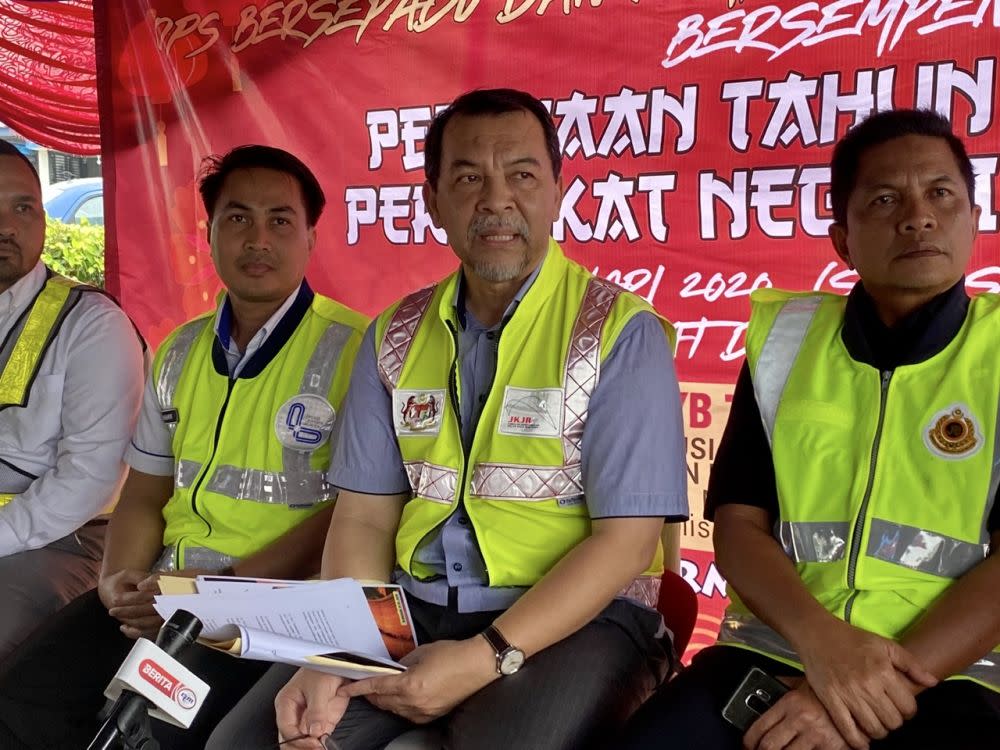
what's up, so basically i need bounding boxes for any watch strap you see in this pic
[481,624,511,656]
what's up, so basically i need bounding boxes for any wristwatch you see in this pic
[481,624,525,676]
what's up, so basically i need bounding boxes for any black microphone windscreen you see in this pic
[154,609,203,657]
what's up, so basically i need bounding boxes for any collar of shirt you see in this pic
[453,260,544,333]
[213,283,302,378]
[0,260,46,326]
[841,277,970,370]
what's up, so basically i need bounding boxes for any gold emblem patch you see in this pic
[925,405,981,459]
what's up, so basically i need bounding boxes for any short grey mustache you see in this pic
[468,217,530,242]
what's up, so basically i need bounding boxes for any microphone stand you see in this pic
[88,694,160,750]
[86,610,201,750]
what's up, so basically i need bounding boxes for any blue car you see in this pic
[42,178,104,226]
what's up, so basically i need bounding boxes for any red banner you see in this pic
[96,0,1000,658]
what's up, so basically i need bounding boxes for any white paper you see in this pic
[216,623,404,680]
[193,575,309,595]
[154,577,390,658]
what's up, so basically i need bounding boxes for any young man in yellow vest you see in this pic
[621,110,1000,749]
[207,88,689,750]
[0,142,146,662]
[0,145,368,749]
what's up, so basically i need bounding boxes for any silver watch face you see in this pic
[499,648,525,675]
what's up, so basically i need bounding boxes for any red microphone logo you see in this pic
[138,658,198,710]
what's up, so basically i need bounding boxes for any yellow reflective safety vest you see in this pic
[374,240,676,594]
[154,284,367,571]
[720,288,1000,691]
[0,271,108,507]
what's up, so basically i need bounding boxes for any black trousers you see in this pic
[0,588,270,749]
[619,645,1000,750]
[207,596,670,750]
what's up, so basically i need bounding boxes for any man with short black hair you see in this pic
[0,141,145,662]
[208,87,688,750]
[0,145,368,750]
[621,109,1000,750]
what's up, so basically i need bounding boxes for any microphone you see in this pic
[88,610,209,750]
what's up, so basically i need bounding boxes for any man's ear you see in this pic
[307,226,316,255]
[972,204,982,241]
[828,222,854,269]
[422,182,441,228]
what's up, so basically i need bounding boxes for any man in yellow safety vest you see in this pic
[0,145,368,750]
[621,109,1000,750]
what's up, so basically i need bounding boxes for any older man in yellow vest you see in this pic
[208,89,689,750]
[0,141,145,662]
[621,109,1000,750]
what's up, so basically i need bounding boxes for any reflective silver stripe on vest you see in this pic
[404,461,457,506]
[777,521,849,563]
[204,464,336,506]
[753,296,822,445]
[965,654,1000,688]
[276,320,353,505]
[471,462,583,501]
[298,319,353,397]
[866,518,989,578]
[378,286,436,391]
[152,545,238,572]
[175,459,202,490]
[156,318,210,416]
[563,277,622,466]
[620,574,661,611]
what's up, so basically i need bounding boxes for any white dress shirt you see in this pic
[125,287,300,477]
[0,262,147,554]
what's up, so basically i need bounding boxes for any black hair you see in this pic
[830,108,975,225]
[198,145,326,226]
[0,141,41,188]
[424,88,561,188]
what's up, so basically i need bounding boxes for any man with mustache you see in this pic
[0,142,145,661]
[620,109,1000,750]
[0,145,368,749]
[208,88,688,750]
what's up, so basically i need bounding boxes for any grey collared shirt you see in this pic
[329,270,688,613]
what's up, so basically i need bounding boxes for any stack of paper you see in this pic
[154,576,418,680]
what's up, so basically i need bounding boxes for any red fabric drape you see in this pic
[0,1,97,154]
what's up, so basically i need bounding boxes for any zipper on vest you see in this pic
[481,316,509,405]
[408,321,469,582]
[469,319,509,579]
[185,377,236,545]
[844,369,893,623]
[445,320,469,501]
